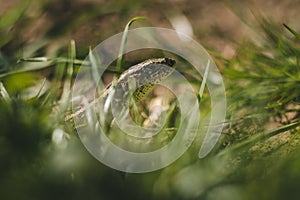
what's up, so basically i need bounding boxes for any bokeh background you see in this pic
[1,0,300,199]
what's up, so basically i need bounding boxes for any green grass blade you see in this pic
[59,40,75,116]
[0,1,30,30]
[284,24,300,40]
[116,16,145,71]
[89,47,101,84]
[198,59,210,99]
[0,0,30,47]
[0,81,11,103]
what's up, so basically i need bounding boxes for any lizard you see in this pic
[66,57,176,130]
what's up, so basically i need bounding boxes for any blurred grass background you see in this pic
[1,0,300,199]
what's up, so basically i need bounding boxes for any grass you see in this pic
[1,1,300,199]
[221,19,300,146]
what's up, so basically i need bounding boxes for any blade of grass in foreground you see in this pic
[116,16,145,72]
[59,40,76,119]
[0,81,11,103]
[89,47,101,85]
[0,57,121,79]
